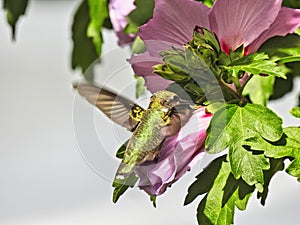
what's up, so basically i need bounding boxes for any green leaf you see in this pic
[245,127,300,182]
[222,174,254,210]
[150,195,157,208]
[206,104,283,154]
[131,36,146,54]
[71,1,99,78]
[112,172,138,203]
[206,104,283,189]
[116,140,128,159]
[185,156,226,205]
[243,75,275,105]
[282,0,300,8]
[3,0,28,39]
[228,145,269,192]
[290,106,300,118]
[134,75,146,98]
[195,0,215,7]
[230,44,244,62]
[259,34,300,60]
[270,73,294,100]
[125,0,154,34]
[221,52,286,78]
[195,158,253,225]
[259,34,300,80]
[87,0,109,55]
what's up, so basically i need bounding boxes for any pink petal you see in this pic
[209,0,282,53]
[143,76,174,93]
[139,0,210,56]
[136,108,212,196]
[109,0,136,45]
[247,7,300,53]
[129,52,173,92]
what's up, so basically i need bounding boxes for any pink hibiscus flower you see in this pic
[129,0,300,92]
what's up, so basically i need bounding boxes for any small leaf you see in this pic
[243,75,275,105]
[290,106,300,118]
[116,140,128,159]
[150,195,157,208]
[135,75,146,98]
[124,0,154,34]
[194,0,215,8]
[131,36,146,54]
[221,52,286,78]
[87,0,109,55]
[112,172,138,203]
[230,44,244,62]
[3,0,28,39]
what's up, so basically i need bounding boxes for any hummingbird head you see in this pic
[149,91,185,111]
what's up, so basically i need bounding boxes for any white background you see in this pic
[0,1,300,224]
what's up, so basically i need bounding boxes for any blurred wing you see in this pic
[74,82,144,131]
[161,102,193,137]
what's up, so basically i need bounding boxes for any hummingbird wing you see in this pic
[73,82,145,131]
[161,101,194,136]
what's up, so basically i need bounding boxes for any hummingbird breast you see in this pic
[122,109,167,166]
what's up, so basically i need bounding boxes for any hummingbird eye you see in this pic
[172,95,180,102]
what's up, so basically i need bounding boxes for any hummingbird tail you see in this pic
[114,163,135,181]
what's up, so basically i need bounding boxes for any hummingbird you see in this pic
[73,82,195,183]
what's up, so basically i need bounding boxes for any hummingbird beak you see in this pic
[179,99,194,107]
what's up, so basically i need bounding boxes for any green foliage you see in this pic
[206,104,283,190]
[125,0,154,34]
[134,75,146,98]
[243,75,275,105]
[185,156,225,205]
[245,127,300,182]
[154,29,242,105]
[282,0,300,8]
[185,156,254,225]
[194,0,215,7]
[71,0,109,79]
[206,104,283,153]
[112,173,138,203]
[87,0,109,55]
[259,34,300,65]
[271,73,294,100]
[221,52,286,78]
[116,141,128,159]
[259,34,300,99]
[131,36,146,54]
[290,106,300,118]
[3,0,28,39]
[71,1,99,79]
[150,195,157,208]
